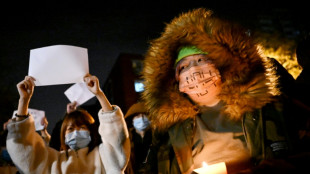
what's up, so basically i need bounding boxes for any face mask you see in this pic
[65,130,91,150]
[133,116,150,132]
[178,63,222,106]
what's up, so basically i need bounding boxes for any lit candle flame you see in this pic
[194,161,227,174]
[202,162,208,168]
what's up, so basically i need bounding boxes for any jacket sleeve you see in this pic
[98,105,130,174]
[6,115,59,174]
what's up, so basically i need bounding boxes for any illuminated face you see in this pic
[176,54,222,107]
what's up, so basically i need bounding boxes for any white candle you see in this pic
[193,162,227,174]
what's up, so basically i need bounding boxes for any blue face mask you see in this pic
[65,130,91,150]
[133,116,150,132]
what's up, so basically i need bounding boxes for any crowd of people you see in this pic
[3,74,130,173]
[1,7,310,174]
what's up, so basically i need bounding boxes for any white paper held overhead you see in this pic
[64,82,95,106]
[28,45,89,86]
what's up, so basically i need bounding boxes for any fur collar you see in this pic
[141,8,280,132]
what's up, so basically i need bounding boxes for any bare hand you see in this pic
[17,76,35,102]
[41,116,48,130]
[67,101,78,114]
[84,74,102,95]
[84,74,112,112]
[40,116,51,144]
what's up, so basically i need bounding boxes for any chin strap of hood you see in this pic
[142,8,280,133]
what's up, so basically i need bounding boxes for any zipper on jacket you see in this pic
[143,148,151,164]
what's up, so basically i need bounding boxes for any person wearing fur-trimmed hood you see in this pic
[141,8,309,174]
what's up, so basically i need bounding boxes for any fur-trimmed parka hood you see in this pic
[142,8,280,132]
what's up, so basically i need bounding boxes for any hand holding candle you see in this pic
[193,162,227,174]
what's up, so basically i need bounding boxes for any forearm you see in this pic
[16,98,30,121]
[96,91,113,112]
[98,106,129,143]
[98,106,130,171]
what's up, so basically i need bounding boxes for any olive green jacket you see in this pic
[149,100,300,174]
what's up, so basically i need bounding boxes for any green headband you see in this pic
[175,46,208,65]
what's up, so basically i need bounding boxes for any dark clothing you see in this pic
[294,69,310,108]
[49,119,63,150]
[126,128,152,174]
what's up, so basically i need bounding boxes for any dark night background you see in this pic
[0,0,309,134]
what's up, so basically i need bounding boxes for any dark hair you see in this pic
[60,108,99,153]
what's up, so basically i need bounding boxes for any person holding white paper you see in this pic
[6,74,130,174]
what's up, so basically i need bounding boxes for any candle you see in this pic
[193,162,227,174]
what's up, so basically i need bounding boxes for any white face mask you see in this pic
[178,63,222,106]
[65,130,91,150]
[133,115,150,132]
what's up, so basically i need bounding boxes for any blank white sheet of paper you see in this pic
[28,45,89,86]
[64,82,95,106]
[12,108,45,131]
